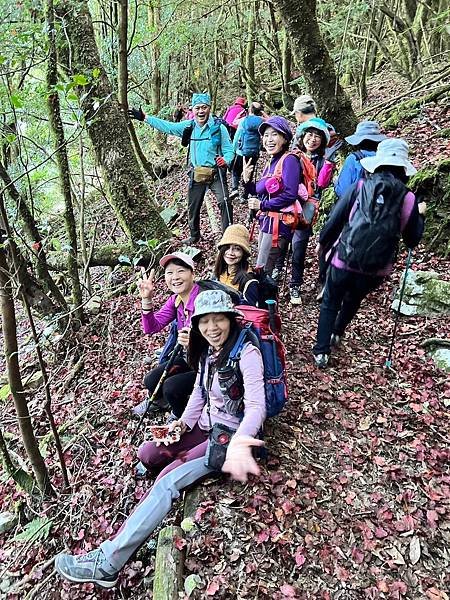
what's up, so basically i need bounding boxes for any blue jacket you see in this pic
[334,150,375,200]
[144,115,235,168]
[233,115,263,157]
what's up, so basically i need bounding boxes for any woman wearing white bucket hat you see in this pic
[313,138,426,369]
[55,290,266,588]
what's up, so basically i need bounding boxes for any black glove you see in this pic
[324,139,343,161]
[128,107,145,121]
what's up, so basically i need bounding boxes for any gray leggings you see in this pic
[101,457,213,570]
[256,231,289,276]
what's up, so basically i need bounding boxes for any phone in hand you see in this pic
[148,425,181,444]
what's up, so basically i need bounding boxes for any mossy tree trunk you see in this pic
[46,0,83,322]
[55,0,170,244]
[0,247,54,497]
[0,159,67,310]
[272,0,357,136]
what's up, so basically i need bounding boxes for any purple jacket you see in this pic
[247,152,301,238]
[141,283,201,334]
[181,343,266,438]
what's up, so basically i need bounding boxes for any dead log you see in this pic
[152,525,184,600]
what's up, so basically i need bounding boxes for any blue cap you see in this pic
[192,93,211,107]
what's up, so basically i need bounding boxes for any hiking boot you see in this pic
[271,268,281,283]
[55,548,119,589]
[316,286,325,303]
[132,397,169,417]
[330,334,342,348]
[134,461,148,479]
[181,236,199,245]
[314,353,329,369]
[290,286,302,305]
[229,189,239,201]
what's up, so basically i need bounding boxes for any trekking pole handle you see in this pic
[265,299,277,334]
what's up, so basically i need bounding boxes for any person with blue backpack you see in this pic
[129,93,235,244]
[55,290,268,589]
[229,102,265,202]
[312,138,426,368]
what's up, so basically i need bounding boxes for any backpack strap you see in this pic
[228,324,252,363]
[352,150,365,161]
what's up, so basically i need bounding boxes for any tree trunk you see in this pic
[272,0,357,136]
[148,0,162,114]
[55,0,170,244]
[46,0,84,322]
[0,247,54,497]
[0,159,67,310]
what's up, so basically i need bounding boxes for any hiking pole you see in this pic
[130,343,183,444]
[216,160,232,226]
[385,249,413,368]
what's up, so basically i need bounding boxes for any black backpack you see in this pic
[337,172,408,273]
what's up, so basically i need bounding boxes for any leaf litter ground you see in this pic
[0,97,449,600]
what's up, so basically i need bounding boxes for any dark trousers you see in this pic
[143,357,196,418]
[313,266,383,355]
[290,233,311,287]
[231,154,258,195]
[188,170,232,239]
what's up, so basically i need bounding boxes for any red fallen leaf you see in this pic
[374,526,389,538]
[426,510,439,529]
[373,455,386,466]
[280,584,297,597]
[393,515,415,532]
[389,580,408,597]
[335,566,349,582]
[426,587,449,600]
[270,472,284,484]
[351,546,365,564]
[282,500,295,514]
[294,547,306,568]
[286,479,297,489]
[377,580,389,592]
[76,528,85,540]
[245,562,257,574]
[206,579,220,596]
[111,390,121,399]
[174,536,187,551]
[256,529,270,543]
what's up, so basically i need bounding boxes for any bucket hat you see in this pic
[345,121,386,145]
[159,251,195,270]
[297,117,331,145]
[218,225,251,254]
[191,93,211,107]
[360,138,417,176]
[290,95,317,115]
[191,290,243,325]
[259,116,293,143]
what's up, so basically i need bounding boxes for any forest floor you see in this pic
[0,74,449,600]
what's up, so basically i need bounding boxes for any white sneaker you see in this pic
[314,353,329,369]
[290,286,302,305]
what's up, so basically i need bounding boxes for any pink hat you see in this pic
[159,251,195,270]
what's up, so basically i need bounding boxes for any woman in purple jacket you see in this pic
[55,290,265,589]
[133,251,201,418]
[243,116,301,276]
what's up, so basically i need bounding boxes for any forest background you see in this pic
[0,0,449,598]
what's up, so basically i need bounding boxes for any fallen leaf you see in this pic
[409,536,421,564]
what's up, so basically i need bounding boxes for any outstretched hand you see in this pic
[128,107,145,121]
[222,435,264,482]
[138,268,155,300]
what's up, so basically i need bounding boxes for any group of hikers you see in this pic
[54,91,426,588]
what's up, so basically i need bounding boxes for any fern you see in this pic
[14,517,52,543]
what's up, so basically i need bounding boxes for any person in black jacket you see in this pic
[313,139,426,368]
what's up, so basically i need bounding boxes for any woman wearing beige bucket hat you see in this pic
[214,224,260,306]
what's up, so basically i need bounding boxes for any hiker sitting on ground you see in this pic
[243,116,301,277]
[334,121,386,201]
[129,93,234,244]
[312,138,426,369]
[133,252,200,419]
[230,102,265,203]
[55,290,266,590]
[222,95,248,140]
[214,224,260,306]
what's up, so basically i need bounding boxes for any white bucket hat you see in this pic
[360,138,417,176]
[191,290,243,325]
[345,121,386,145]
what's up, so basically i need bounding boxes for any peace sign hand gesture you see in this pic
[138,268,156,300]
[242,156,255,183]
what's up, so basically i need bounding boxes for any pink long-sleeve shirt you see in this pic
[181,343,266,438]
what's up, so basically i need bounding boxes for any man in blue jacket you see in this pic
[129,93,235,244]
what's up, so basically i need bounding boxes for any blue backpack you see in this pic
[238,115,263,157]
